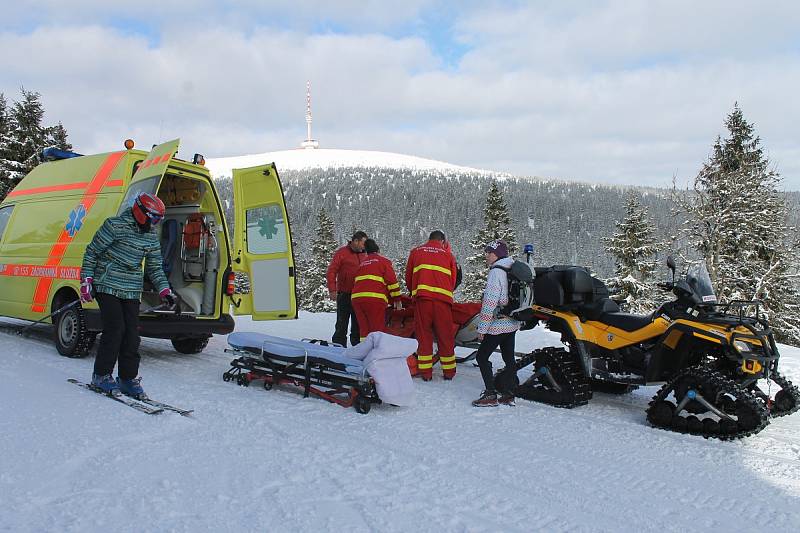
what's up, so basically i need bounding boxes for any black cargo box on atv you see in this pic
[533,266,619,319]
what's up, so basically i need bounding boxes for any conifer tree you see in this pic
[300,208,338,312]
[6,89,48,183]
[461,181,519,300]
[47,122,72,151]
[0,93,11,198]
[603,192,660,313]
[675,104,800,344]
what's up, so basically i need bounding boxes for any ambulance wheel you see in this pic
[53,299,91,358]
[355,396,372,414]
[171,336,209,354]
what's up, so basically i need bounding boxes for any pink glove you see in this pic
[159,287,176,306]
[80,278,93,303]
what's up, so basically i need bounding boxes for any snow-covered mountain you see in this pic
[207,148,498,179]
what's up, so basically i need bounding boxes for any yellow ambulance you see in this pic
[0,139,296,356]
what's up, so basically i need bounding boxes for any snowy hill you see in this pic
[2,315,800,532]
[207,148,498,179]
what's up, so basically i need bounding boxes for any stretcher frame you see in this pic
[223,339,380,414]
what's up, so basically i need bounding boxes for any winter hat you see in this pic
[485,239,508,258]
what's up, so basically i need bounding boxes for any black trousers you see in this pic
[332,292,360,347]
[93,293,141,380]
[476,331,517,392]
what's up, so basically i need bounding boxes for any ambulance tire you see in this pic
[53,300,92,358]
[171,336,209,354]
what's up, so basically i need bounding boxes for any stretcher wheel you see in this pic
[354,396,372,414]
[263,379,273,391]
[222,372,232,382]
[237,375,249,387]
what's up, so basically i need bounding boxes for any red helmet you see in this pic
[132,192,165,225]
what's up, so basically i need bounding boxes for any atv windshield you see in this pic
[686,262,717,304]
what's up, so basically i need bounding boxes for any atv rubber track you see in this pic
[647,367,769,440]
[768,371,800,418]
[513,347,592,409]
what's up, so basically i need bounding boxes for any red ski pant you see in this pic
[352,298,388,341]
[414,298,456,379]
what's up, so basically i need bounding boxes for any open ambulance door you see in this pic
[231,163,297,320]
[118,139,180,212]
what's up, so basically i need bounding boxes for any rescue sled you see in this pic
[386,296,481,352]
[384,296,487,363]
[223,332,416,414]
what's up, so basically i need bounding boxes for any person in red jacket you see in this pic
[351,239,401,340]
[327,230,368,346]
[406,230,458,381]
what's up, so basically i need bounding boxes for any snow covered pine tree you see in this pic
[0,89,72,199]
[299,207,338,312]
[674,103,800,344]
[462,181,519,301]
[602,192,660,313]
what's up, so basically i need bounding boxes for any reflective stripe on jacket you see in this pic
[352,254,400,303]
[405,240,457,304]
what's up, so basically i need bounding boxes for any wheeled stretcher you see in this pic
[223,332,416,413]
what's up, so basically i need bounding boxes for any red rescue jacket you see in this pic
[326,245,366,293]
[352,254,401,304]
[405,240,457,304]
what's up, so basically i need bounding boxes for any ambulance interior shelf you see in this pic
[140,175,220,317]
[150,205,219,317]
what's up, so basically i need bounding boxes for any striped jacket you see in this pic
[477,256,521,335]
[352,254,401,304]
[405,240,457,304]
[81,209,170,300]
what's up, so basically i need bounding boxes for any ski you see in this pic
[68,379,164,415]
[130,396,193,417]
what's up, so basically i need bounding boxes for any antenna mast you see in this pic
[301,81,320,149]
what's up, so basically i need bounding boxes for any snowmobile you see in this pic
[504,257,799,439]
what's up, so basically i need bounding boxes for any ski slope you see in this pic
[1,313,799,532]
[206,148,495,179]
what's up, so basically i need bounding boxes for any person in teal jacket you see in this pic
[80,192,176,398]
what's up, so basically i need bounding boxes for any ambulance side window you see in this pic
[0,205,14,242]
[245,203,287,255]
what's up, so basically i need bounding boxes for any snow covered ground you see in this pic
[1,312,799,532]
[206,148,496,178]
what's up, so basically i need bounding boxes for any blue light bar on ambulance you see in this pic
[41,147,83,161]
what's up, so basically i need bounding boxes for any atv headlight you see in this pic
[733,340,761,355]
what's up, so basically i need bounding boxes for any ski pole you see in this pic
[17,300,80,336]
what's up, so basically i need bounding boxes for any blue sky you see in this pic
[2,1,800,189]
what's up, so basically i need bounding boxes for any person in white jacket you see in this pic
[472,240,521,407]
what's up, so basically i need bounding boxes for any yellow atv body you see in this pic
[508,261,799,439]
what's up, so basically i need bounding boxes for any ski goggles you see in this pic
[145,211,164,224]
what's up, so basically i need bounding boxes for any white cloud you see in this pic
[1,1,799,189]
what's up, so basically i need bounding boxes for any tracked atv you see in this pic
[502,257,799,439]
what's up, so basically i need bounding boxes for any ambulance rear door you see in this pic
[231,163,297,320]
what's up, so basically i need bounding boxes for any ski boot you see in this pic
[472,390,498,407]
[117,376,147,400]
[91,373,120,395]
